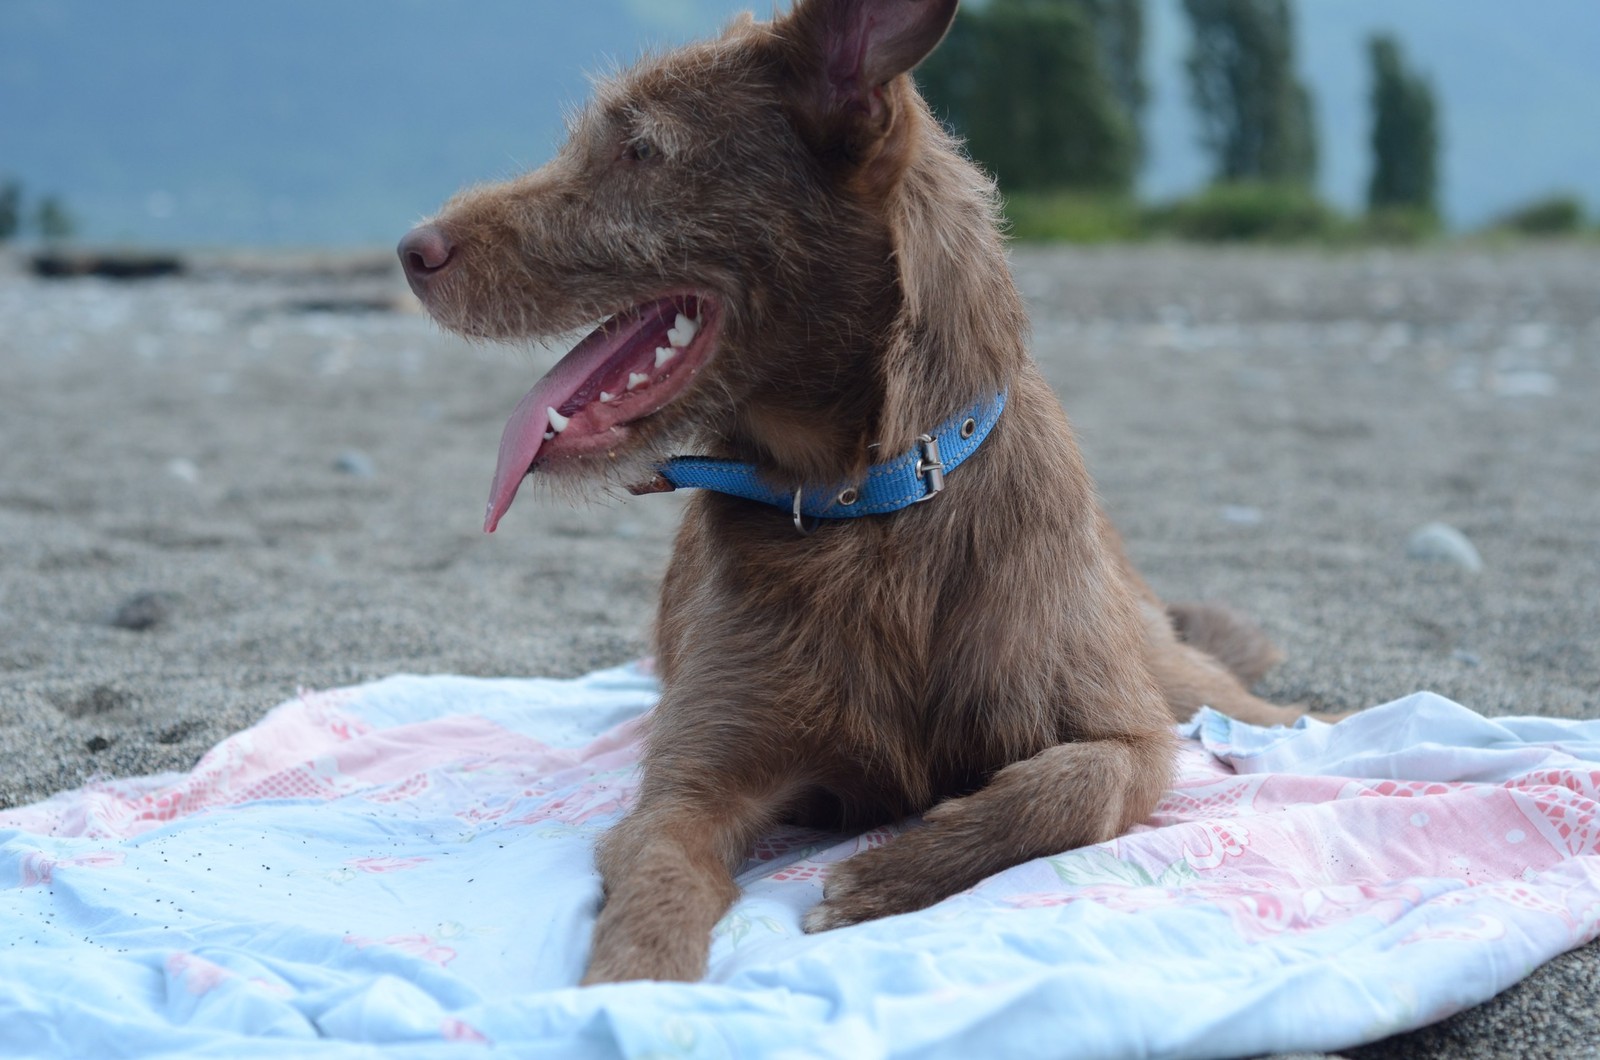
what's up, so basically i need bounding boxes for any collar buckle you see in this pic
[913,433,946,502]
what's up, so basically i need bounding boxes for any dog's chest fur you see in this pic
[649,368,1162,824]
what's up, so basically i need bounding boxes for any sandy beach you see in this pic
[2,243,1596,1056]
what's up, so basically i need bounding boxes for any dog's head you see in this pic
[399,0,962,531]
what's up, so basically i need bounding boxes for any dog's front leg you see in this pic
[803,727,1175,932]
[583,767,793,985]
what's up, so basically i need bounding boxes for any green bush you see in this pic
[1145,182,1343,242]
[1491,194,1586,236]
[1362,205,1440,244]
[1002,192,1143,243]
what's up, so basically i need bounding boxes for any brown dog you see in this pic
[399,0,1313,985]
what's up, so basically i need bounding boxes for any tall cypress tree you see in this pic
[37,197,76,242]
[1182,0,1317,184]
[1070,0,1148,164]
[918,0,1137,193]
[1367,34,1439,215]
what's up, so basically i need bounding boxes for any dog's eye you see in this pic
[625,138,659,163]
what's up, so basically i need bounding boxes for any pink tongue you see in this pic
[484,382,561,532]
[484,323,633,532]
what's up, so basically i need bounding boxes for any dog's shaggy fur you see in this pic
[400,0,1318,985]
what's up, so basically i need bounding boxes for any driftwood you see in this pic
[31,251,186,280]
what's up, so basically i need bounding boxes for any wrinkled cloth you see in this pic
[3,663,1598,1059]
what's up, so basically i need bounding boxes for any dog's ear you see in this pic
[780,0,958,191]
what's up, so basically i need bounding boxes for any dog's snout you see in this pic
[398,225,454,291]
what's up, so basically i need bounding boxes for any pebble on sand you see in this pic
[1406,522,1484,573]
[335,449,377,478]
[108,591,179,631]
[166,457,201,484]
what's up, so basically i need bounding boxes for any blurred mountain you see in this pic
[2,0,1596,246]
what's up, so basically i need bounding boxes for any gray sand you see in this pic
[2,244,1597,1057]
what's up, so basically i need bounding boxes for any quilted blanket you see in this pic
[3,663,1598,1058]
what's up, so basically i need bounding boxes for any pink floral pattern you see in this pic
[987,713,1600,964]
[17,849,124,887]
[440,1018,490,1043]
[767,827,896,882]
[166,952,236,996]
[346,856,430,873]
[6,670,1600,1057]
[0,692,622,841]
[343,932,458,967]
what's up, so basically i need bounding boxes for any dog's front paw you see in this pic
[801,841,943,933]
[801,901,854,933]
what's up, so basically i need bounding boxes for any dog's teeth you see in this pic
[654,346,676,368]
[543,431,554,441]
[667,313,699,348]
[628,372,649,390]
[599,391,616,403]
[546,407,569,433]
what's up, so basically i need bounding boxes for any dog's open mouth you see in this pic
[485,293,721,532]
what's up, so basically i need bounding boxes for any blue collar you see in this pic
[653,389,1006,530]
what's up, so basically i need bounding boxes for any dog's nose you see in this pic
[397,225,454,290]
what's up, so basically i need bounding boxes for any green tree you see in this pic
[0,180,21,241]
[1366,34,1438,216]
[36,196,75,242]
[918,0,1136,192]
[1182,0,1317,184]
[1074,0,1147,163]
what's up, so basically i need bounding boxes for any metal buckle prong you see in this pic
[913,433,945,502]
[792,487,817,535]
